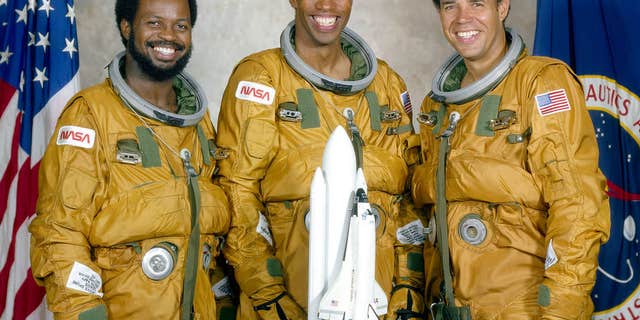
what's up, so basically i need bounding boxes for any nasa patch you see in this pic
[56,125,95,149]
[235,81,275,105]
[583,76,640,319]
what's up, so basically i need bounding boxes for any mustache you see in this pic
[145,40,186,51]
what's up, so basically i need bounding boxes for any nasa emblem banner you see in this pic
[534,0,640,317]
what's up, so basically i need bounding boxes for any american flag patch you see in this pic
[400,91,412,114]
[535,89,571,116]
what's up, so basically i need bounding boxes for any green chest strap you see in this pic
[180,150,201,320]
[431,105,472,320]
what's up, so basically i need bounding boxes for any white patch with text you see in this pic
[212,276,232,298]
[56,125,95,149]
[235,81,275,105]
[545,239,559,270]
[257,211,274,246]
[66,261,104,297]
[397,219,426,245]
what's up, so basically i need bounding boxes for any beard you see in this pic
[127,28,192,82]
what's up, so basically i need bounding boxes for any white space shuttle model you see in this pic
[308,126,388,320]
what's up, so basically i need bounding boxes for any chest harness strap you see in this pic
[180,149,201,320]
[430,105,472,320]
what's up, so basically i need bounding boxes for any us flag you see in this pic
[0,0,79,319]
[535,88,571,116]
[400,91,412,115]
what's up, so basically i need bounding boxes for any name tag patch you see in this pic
[212,276,233,299]
[235,81,275,105]
[66,261,104,297]
[257,211,274,246]
[397,219,426,245]
[56,125,95,149]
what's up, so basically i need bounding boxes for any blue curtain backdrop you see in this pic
[534,0,640,318]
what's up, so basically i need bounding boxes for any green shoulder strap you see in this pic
[365,91,381,131]
[196,124,211,166]
[475,95,501,137]
[135,126,162,168]
[296,89,320,129]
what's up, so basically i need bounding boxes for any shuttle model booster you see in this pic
[308,126,388,320]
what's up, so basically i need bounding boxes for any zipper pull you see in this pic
[180,149,197,177]
[438,111,461,138]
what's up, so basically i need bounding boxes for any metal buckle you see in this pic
[212,147,229,160]
[381,110,401,122]
[278,108,303,122]
[417,112,437,126]
[430,302,444,320]
[202,243,212,270]
[116,139,141,164]
[489,109,517,131]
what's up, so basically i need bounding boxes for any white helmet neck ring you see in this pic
[431,28,525,104]
[108,51,207,127]
[280,20,378,95]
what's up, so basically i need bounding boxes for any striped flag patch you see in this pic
[400,91,412,114]
[535,89,571,116]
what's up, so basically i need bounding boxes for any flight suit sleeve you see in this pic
[215,59,305,319]
[383,69,426,319]
[526,64,610,319]
[28,98,109,320]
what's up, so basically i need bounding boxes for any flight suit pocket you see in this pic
[61,166,98,210]
[493,203,546,257]
[528,132,579,204]
[244,119,276,159]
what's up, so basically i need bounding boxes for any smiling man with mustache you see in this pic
[412,1,610,319]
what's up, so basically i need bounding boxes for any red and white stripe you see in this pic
[1,75,78,320]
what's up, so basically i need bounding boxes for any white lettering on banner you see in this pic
[66,261,103,297]
[56,125,95,149]
[396,219,426,245]
[212,276,232,299]
[594,292,640,319]
[583,76,640,142]
[235,81,275,105]
[257,211,274,246]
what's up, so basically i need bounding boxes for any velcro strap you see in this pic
[394,288,425,320]
[254,291,288,320]
[196,124,211,166]
[296,89,320,129]
[135,126,162,168]
[365,91,382,131]
[391,284,423,295]
[475,95,501,137]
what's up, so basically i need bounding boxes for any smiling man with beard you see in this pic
[28,0,231,319]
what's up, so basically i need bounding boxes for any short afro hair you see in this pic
[115,0,198,46]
